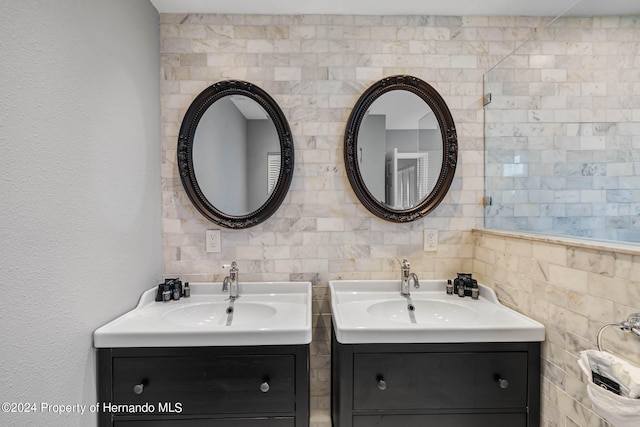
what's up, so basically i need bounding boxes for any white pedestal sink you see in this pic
[94,282,312,347]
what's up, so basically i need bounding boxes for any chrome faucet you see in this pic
[222,261,239,300]
[400,259,420,296]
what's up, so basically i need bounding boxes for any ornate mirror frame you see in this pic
[177,80,294,229]
[344,75,458,222]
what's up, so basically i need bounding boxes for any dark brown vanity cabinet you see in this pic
[332,331,540,426]
[97,345,309,427]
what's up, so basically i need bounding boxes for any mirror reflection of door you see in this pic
[386,149,428,209]
[358,90,442,210]
[192,95,280,216]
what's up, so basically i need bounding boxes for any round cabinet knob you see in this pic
[133,383,144,395]
[497,378,509,389]
[376,376,387,391]
[260,382,270,393]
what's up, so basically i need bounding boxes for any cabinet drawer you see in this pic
[112,355,295,415]
[353,413,526,427]
[114,417,295,427]
[353,352,528,410]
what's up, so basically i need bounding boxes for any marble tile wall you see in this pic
[473,229,640,427]
[157,13,630,426]
[484,15,640,243]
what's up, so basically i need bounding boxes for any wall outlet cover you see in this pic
[424,229,438,252]
[205,229,221,253]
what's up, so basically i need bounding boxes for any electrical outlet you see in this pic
[424,229,438,252]
[205,229,221,253]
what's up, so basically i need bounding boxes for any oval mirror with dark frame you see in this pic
[344,75,458,222]
[178,80,294,229]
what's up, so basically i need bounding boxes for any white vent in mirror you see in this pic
[267,152,281,194]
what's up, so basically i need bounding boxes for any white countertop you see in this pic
[94,282,312,348]
[330,280,545,344]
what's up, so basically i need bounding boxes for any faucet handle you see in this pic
[223,261,238,272]
[222,262,238,277]
[401,259,410,269]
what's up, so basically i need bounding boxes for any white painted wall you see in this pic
[0,1,161,426]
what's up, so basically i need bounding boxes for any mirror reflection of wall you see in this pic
[358,90,443,209]
[193,95,280,216]
[359,113,386,202]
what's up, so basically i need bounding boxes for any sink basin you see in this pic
[162,301,278,327]
[367,299,479,324]
[330,280,545,344]
[94,282,312,348]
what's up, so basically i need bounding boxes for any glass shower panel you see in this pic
[484,8,640,244]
